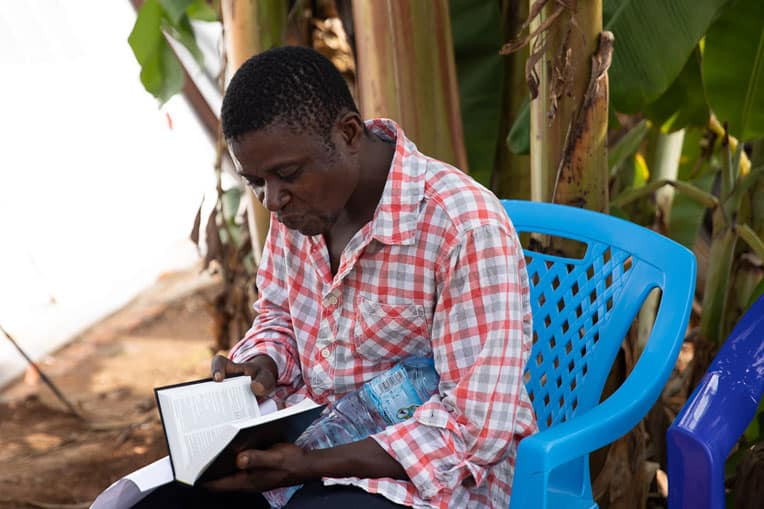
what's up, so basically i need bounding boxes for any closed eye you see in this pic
[275,166,301,181]
[242,175,264,188]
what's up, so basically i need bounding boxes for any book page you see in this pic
[236,397,321,428]
[157,377,260,472]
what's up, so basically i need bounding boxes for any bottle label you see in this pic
[364,364,423,425]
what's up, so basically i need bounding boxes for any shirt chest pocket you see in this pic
[353,295,431,362]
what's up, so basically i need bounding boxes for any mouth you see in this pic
[277,214,324,236]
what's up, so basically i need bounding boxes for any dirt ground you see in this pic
[0,267,223,509]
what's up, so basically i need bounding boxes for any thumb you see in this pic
[250,366,276,396]
[210,354,241,382]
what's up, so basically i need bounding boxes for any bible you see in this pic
[155,376,325,486]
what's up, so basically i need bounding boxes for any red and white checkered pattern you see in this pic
[229,119,537,508]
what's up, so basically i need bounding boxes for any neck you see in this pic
[342,131,395,224]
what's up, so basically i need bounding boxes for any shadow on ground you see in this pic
[0,267,221,508]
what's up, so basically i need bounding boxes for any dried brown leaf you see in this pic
[525,38,547,100]
[189,196,204,247]
[203,207,222,271]
[500,1,573,56]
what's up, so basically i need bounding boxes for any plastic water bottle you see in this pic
[297,356,440,449]
[264,357,439,507]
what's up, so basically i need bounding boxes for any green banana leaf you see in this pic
[158,0,194,24]
[668,128,717,249]
[645,49,710,133]
[450,0,503,185]
[703,0,764,141]
[506,97,530,156]
[604,0,730,113]
[128,0,184,106]
[128,0,214,105]
[748,278,764,309]
[608,119,648,175]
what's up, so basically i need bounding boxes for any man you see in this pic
[208,46,536,508]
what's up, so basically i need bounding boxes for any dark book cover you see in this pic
[153,377,327,485]
[196,403,326,484]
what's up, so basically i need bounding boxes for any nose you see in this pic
[260,180,289,212]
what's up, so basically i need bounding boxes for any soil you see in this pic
[0,267,224,509]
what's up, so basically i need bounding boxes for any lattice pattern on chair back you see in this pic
[522,240,634,430]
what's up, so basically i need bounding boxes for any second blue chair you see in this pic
[667,293,764,509]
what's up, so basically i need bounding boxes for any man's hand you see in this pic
[210,354,278,399]
[204,443,311,492]
[205,438,408,493]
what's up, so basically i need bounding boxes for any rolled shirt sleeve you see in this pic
[370,224,536,499]
[229,221,303,390]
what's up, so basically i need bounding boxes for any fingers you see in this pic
[211,354,277,398]
[210,354,241,382]
[250,367,276,397]
[248,355,278,396]
[237,450,256,469]
[236,448,280,470]
[203,470,259,492]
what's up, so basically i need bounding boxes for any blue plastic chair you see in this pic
[666,293,764,509]
[501,200,696,509]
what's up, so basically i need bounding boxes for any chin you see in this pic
[297,225,324,236]
[279,212,334,236]
[292,217,329,236]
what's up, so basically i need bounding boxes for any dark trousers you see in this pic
[132,481,408,508]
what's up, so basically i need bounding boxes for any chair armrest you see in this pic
[517,302,690,473]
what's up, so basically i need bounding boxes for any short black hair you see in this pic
[221,46,358,142]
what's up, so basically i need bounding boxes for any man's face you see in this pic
[228,122,359,236]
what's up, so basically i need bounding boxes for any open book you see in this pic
[154,376,325,486]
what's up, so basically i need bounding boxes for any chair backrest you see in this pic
[502,200,695,509]
[501,200,695,431]
[667,293,764,509]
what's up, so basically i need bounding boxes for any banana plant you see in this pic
[612,132,764,346]
[352,0,467,170]
[128,0,217,105]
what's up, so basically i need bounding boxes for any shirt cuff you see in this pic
[371,400,487,500]
[229,335,300,387]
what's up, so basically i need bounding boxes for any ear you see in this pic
[335,111,364,151]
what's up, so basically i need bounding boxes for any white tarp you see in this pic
[0,0,226,388]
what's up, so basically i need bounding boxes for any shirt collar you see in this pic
[365,118,425,246]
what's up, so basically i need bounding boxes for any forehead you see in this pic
[228,124,327,173]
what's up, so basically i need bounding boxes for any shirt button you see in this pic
[324,292,339,307]
[321,348,331,359]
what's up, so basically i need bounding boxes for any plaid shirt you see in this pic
[230,119,537,508]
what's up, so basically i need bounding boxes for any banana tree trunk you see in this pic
[352,0,468,170]
[637,129,686,351]
[651,130,685,232]
[529,0,609,213]
[525,2,643,506]
[221,0,287,265]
